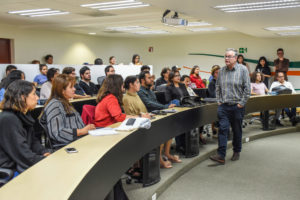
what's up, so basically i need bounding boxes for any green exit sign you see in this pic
[239,48,247,54]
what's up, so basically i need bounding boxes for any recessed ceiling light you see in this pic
[133,30,169,35]
[8,8,69,17]
[81,0,150,11]
[106,26,148,31]
[215,0,300,12]
[29,12,70,17]
[8,8,51,14]
[277,32,300,36]
[187,27,227,32]
[187,22,212,27]
[265,25,300,31]
[81,0,135,7]
[88,32,96,35]
[91,2,143,9]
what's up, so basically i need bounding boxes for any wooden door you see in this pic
[0,38,11,63]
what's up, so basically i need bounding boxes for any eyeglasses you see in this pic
[174,75,181,77]
[278,76,284,78]
[225,55,236,59]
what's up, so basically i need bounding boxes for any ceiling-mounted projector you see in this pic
[162,9,188,26]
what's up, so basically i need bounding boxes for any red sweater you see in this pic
[190,74,205,88]
[94,94,126,127]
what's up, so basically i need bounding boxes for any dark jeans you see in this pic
[217,104,245,159]
[284,107,296,119]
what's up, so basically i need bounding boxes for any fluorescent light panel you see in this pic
[188,27,227,32]
[133,30,169,34]
[29,12,69,17]
[187,22,212,27]
[265,25,300,31]
[215,0,300,12]
[98,4,149,10]
[9,8,69,17]
[8,8,51,14]
[106,25,148,31]
[81,0,149,11]
[81,0,135,7]
[91,2,142,8]
[89,32,97,35]
[277,32,300,36]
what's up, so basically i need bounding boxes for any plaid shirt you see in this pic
[216,63,251,106]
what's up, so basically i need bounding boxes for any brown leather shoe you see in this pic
[209,154,225,164]
[231,152,240,161]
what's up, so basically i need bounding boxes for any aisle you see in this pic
[159,132,300,200]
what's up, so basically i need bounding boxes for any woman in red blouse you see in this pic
[94,74,147,127]
[190,65,205,88]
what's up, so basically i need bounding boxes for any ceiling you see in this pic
[0,0,300,38]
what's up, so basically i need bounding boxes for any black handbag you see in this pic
[180,96,202,107]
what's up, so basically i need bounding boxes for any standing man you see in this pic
[210,48,251,164]
[274,48,289,75]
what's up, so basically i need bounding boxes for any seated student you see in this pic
[31,60,40,64]
[40,74,95,145]
[33,64,48,86]
[123,76,150,117]
[165,70,189,103]
[79,66,98,96]
[155,67,170,90]
[140,65,150,72]
[62,67,90,99]
[270,71,298,126]
[180,75,196,96]
[40,68,59,100]
[97,65,115,86]
[94,74,147,127]
[94,58,103,65]
[190,65,205,88]
[250,72,268,95]
[137,71,179,168]
[0,80,50,173]
[130,54,142,65]
[45,54,53,65]
[207,65,220,136]
[5,65,17,76]
[0,70,25,101]
[208,65,220,98]
[138,71,176,111]
[109,56,116,65]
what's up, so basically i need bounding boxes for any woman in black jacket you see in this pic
[0,80,50,174]
[165,70,189,103]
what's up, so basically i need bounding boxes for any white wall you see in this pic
[1,23,300,81]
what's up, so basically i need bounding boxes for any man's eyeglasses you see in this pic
[225,56,236,59]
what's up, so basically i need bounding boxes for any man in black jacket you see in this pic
[79,66,98,96]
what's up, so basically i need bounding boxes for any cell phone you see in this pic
[65,147,78,153]
[126,118,136,126]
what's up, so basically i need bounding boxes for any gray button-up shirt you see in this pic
[216,63,251,106]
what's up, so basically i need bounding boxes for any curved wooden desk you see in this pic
[0,94,299,200]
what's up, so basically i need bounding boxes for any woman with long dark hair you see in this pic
[41,74,95,145]
[94,74,147,127]
[189,65,205,88]
[131,54,142,65]
[237,54,250,73]
[0,80,50,174]
[255,56,271,88]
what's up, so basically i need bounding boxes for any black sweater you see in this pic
[165,83,189,103]
[79,80,98,96]
[0,110,48,173]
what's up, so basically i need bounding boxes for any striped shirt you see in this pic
[41,98,85,144]
[216,63,251,106]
